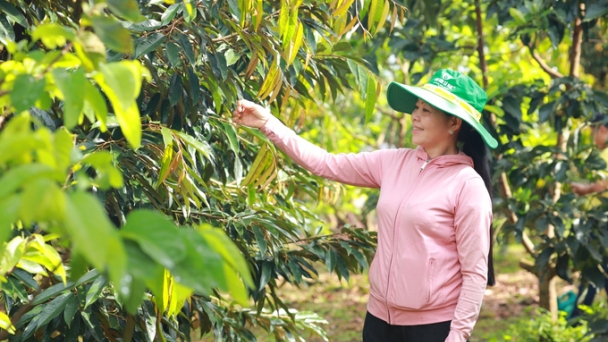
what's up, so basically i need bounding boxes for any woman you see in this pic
[233,69,497,342]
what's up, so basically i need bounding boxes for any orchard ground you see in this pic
[197,243,588,341]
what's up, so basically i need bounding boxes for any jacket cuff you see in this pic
[259,116,284,135]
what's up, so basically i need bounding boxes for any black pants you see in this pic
[362,312,451,342]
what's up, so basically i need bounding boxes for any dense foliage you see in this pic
[2,0,608,341]
[0,0,399,340]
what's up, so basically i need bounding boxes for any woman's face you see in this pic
[411,99,454,148]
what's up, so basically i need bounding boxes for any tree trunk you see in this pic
[539,272,558,321]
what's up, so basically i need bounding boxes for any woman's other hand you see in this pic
[232,99,271,129]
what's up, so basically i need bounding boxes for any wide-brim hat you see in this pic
[386,69,498,149]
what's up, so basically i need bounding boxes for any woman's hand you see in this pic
[232,99,271,129]
[571,182,591,196]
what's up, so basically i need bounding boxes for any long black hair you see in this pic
[457,120,496,286]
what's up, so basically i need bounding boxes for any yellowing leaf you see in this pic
[333,0,355,18]
[287,20,304,66]
[254,0,263,31]
[367,0,378,32]
[257,57,280,99]
[374,0,390,35]
[0,311,15,334]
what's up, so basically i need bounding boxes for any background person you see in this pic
[233,69,497,342]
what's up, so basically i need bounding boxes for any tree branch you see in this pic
[528,46,564,79]
[474,0,488,89]
[211,32,240,43]
[569,14,583,78]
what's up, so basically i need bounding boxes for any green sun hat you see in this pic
[386,69,498,149]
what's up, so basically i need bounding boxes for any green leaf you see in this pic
[365,77,377,123]
[31,281,74,305]
[0,164,59,199]
[96,61,145,149]
[134,33,166,58]
[161,4,181,26]
[509,8,527,25]
[19,178,65,225]
[12,269,40,290]
[123,240,164,284]
[10,74,46,113]
[166,42,180,67]
[84,81,108,131]
[121,277,146,314]
[253,226,267,255]
[84,276,107,309]
[174,130,214,159]
[63,295,79,327]
[0,14,15,44]
[169,73,182,106]
[0,0,29,28]
[120,210,186,269]
[187,66,200,106]
[5,277,28,302]
[171,229,225,294]
[91,15,133,53]
[198,224,253,287]
[161,127,173,146]
[32,23,76,49]
[52,68,86,129]
[221,122,240,155]
[502,95,522,123]
[74,269,101,287]
[225,49,239,66]
[584,1,608,21]
[37,292,72,329]
[177,32,195,65]
[539,101,554,123]
[81,150,124,189]
[259,260,273,290]
[107,0,144,22]
[127,19,162,32]
[98,62,141,111]
[64,192,126,286]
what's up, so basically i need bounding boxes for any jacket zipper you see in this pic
[384,157,433,323]
[420,159,430,173]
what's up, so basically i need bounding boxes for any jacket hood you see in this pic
[415,145,474,168]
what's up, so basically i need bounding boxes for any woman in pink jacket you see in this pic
[233,69,497,342]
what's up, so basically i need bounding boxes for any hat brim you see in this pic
[386,82,498,149]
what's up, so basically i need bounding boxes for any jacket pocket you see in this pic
[368,257,386,301]
[388,257,436,310]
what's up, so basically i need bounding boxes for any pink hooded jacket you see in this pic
[260,116,492,342]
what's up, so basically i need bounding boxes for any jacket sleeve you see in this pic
[259,116,390,188]
[446,176,492,342]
